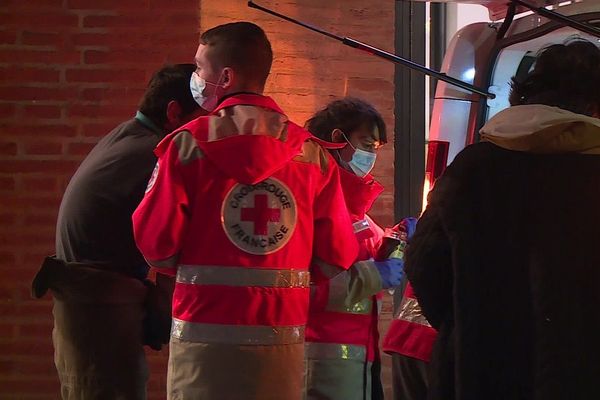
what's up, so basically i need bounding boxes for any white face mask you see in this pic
[190,72,223,112]
[349,148,377,177]
[341,133,377,177]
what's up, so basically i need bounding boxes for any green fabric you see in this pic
[135,111,164,136]
[347,261,382,306]
[306,358,373,400]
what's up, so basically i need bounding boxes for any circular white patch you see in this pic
[221,178,297,255]
[145,162,159,193]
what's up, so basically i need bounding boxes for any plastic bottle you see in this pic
[375,222,408,295]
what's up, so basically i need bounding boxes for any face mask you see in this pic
[342,133,377,177]
[190,72,223,112]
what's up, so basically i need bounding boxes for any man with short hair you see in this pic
[406,39,600,400]
[32,64,204,400]
[133,22,359,399]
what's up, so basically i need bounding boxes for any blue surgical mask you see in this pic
[190,72,223,112]
[342,133,377,177]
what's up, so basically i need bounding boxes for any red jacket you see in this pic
[382,283,437,361]
[133,94,358,346]
[306,168,384,363]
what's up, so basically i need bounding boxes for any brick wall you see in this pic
[0,0,199,398]
[0,0,397,398]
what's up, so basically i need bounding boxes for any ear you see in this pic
[221,67,234,90]
[165,100,182,129]
[331,128,345,143]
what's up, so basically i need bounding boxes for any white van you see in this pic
[421,0,600,194]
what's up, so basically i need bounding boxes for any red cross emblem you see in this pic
[222,178,297,255]
[241,194,281,235]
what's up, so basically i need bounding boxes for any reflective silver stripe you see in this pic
[352,218,370,234]
[326,271,372,315]
[305,342,366,362]
[171,318,304,345]
[395,296,432,327]
[176,265,310,288]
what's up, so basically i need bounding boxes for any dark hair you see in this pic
[509,38,600,116]
[200,22,273,89]
[305,97,387,144]
[138,64,199,128]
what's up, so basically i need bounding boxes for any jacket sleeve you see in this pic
[345,261,383,304]
[345,217,386,303]
[311,155,359,281]
[404,155,462,329]
[132,132,192,270]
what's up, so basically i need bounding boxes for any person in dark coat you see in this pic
[405,39,600,400]
[31,64,204,400]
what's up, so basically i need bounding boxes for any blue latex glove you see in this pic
[374,258,405,289]
[400,217,418,241]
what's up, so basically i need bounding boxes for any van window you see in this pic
[486,26,600,120]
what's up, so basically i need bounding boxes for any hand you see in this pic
[399,217,418,241]
[373,258,404,289]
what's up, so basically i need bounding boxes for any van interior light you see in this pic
[461,68,476,83]
[421,140,450,213]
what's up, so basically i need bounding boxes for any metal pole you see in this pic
[247,1,495,99]
[512,0,600,37]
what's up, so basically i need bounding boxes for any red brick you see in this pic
[65,67,145,83]
[0,141,17,156]
[5,0,64,9]
[19,298,53,315]
[0,195,62,214]
[14,358,57,375]
[22,105,63,119]
[68,104,131,119]
[0,231,54,248]
[0,212,17,225]
[0,359,17,375]
[0,29,18,45]
[148,0,198,9]
[0,177,16,191]
[70,32,120,47]
[0,103,16,118]
[0,123,77,137]
[80,86,145,102]
[0,48,81,64]
[23,142,63,155]
[0,160,79,174]
[0,67,61,84]
[0,377,59,393]
[67,0,133,9]
[82,14,157,29]
[21,31,62,47]
[0,86,78,102]
[16,321,53,339]
[0,253,17,271]
[0,12,79,29]
[23,212,58,225]
[20,175,60,193]
[0,337,54,355]
[83,49,164,65]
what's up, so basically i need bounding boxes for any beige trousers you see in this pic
[168,337,305,400]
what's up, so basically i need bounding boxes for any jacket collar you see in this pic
[338,167,384,219]
[214,93,285,116]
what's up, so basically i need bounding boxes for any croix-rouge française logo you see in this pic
[221,178,297,255]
